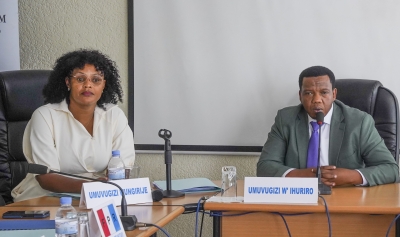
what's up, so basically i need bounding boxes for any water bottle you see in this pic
[108,150,126,180]
[55,197,78,237]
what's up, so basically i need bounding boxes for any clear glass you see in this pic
[221,166,237,202]
[77,212,90,237]
[129,165,141,179]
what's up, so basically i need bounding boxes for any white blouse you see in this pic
[12,100,135,202]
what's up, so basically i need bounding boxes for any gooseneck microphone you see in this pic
[315,112,332,195]
[27,163,138,231]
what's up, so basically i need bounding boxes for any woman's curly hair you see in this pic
[43,49,123,110]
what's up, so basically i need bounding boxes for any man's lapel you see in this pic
[329,102,345,165]
[296,109,309,168]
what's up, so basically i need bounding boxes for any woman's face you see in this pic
[65,64,106,108]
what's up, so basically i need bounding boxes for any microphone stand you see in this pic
[316,123,332,195]
[158,129,185,198]
[48,170,137,231]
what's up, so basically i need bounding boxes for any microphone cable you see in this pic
[386,214,400,237]
[195,198,254,237]
[271,212,314,237]
[209,211,315,237]
[319,195,332,237]
[199,205,206,237]
[136,222,171,237]
[271,212,292,237]
[195,196,208,237]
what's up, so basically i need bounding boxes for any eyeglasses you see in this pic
[70,73,104,86]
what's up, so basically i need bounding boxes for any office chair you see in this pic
[335,79,399,163]
[0,70,51,205]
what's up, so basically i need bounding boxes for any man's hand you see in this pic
[319,166,363,186]
[286,166,363,187]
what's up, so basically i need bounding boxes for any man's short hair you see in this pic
[298,66,335,89]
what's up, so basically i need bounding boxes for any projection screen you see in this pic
[130,0,400,154]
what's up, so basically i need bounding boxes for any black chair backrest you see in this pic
[335,79,399,162]
[0,70,51,204]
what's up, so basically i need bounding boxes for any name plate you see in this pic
[91,199,127,237]
[80,178,153,209]
[244,177,318,204]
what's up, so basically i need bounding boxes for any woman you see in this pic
[12,49,135,202]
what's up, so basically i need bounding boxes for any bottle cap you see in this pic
[60,196,72,205]
[112,150,120,156]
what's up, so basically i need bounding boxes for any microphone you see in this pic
[315,112,331,195]
[158,129,185,198]
[152,189,163,202]
[27,163,138,231]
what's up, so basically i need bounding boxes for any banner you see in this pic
[0,0,20,71]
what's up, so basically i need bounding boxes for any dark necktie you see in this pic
[307,121,319,168]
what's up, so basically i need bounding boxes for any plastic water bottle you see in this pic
[55,197,78,237]
[108,150,126,180]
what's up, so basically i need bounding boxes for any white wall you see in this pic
[19,1,258,236]
[19,0,129,112]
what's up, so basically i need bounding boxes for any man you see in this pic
[257,66,398,186]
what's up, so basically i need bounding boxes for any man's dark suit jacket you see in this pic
[257,100,399,186]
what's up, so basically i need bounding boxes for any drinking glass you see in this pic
[221,166,237,202]
[129,165,141,179]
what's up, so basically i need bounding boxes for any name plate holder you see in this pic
[80,178,153,209]
[244,177,318,204]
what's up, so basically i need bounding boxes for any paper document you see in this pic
[153,178,221,193]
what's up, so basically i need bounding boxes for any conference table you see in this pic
[2,197,188,237]
[204,180,400,237]
[1,192,207,237]
[2,181,400,237]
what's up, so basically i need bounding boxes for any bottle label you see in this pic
[108,167,125,180]
[55,219,78,234]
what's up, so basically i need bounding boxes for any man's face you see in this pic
[299,75,337,119]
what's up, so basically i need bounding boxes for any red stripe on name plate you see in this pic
[97,209,111,236]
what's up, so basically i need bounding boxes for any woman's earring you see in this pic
[68,87,70,91]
